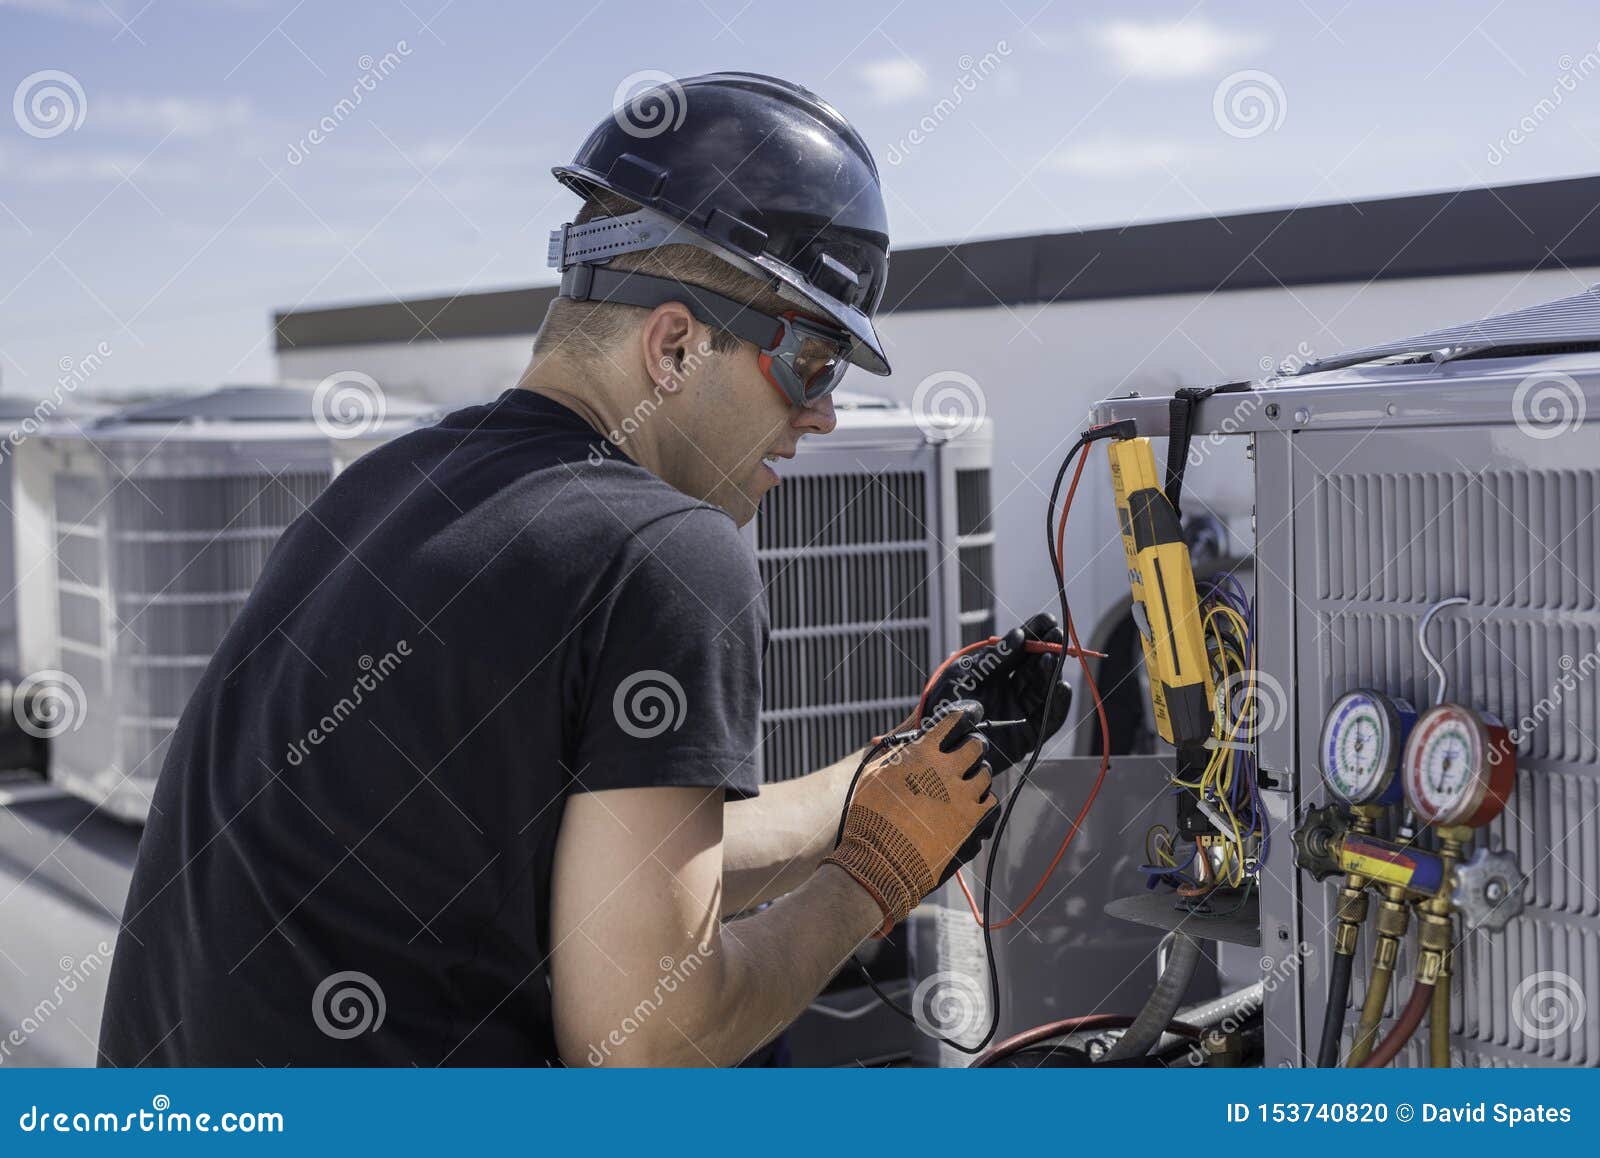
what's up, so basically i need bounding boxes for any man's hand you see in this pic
[922,612,1073,772]
[823,703,997,935]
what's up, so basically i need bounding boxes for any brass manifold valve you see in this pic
[1292,802,1524,932]
[1303,677,1524,1067]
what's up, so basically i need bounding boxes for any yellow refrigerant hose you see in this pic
[1345,885,1409,1065]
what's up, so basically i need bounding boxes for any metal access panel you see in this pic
[1282,422,1600,1068]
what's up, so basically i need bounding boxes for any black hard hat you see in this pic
[550,71,892,375]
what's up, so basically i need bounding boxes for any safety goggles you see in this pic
[757,310,851,405]
[557,264,852,407]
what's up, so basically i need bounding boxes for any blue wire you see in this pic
[1199,579,1269,880]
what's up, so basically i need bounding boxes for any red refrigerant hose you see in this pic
[973,1014,1204,1067]
[1361,980,1434,1068]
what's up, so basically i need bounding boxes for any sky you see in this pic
[3,0,1600,394]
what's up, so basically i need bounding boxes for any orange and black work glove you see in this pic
[922,612,1073,773]
[824,702,998,937]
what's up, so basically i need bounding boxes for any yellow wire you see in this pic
[1192,601,1256,885]
[1146,824,1177,868]
[1160,595,1266,889]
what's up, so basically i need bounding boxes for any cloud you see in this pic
[0,0,264,22]
[0,0,118,25]
[403,138,548,173]
[1093,18,1266,80]
[857,58,929,104]
[163,221,361,250]
[0,142,206,184]
[1048,138,1191,177]
[93,96,258,139]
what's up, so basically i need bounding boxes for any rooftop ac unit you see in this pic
[1093,284,1600,1068]
[11,385,434,822]
[751,391,995,784]
[0,395,109,679]
[11,385,991,827]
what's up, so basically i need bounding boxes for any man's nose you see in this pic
[794,393,837,436]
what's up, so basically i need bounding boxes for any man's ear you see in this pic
[639,302,696,393]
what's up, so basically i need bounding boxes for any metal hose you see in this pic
[1178,980,1265,1028]
[1151,981,1266,1053]
[1103,930,1202,1061]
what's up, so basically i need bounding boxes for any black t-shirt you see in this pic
[98,389,766,1066]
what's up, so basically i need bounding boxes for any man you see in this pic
[99,72,1068,1066]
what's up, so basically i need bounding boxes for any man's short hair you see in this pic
[533,190,792,366]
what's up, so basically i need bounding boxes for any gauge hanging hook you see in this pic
[1418,596,1469,706]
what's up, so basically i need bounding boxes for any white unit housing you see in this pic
[752,392,993,782]
[11,386,435,822]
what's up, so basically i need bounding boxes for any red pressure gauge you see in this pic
[1402,702,1516,828]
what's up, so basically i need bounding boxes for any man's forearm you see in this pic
[690,863,881,1064]
[720,748,864,913]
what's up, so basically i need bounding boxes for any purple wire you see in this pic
[1197,575,1269,877]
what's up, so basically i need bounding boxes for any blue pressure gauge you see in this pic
[1319,689,1416,806]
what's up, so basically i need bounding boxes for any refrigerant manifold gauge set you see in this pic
[1294,681,1525,1068]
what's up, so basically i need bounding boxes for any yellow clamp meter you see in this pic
[1107,436,1213,746]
